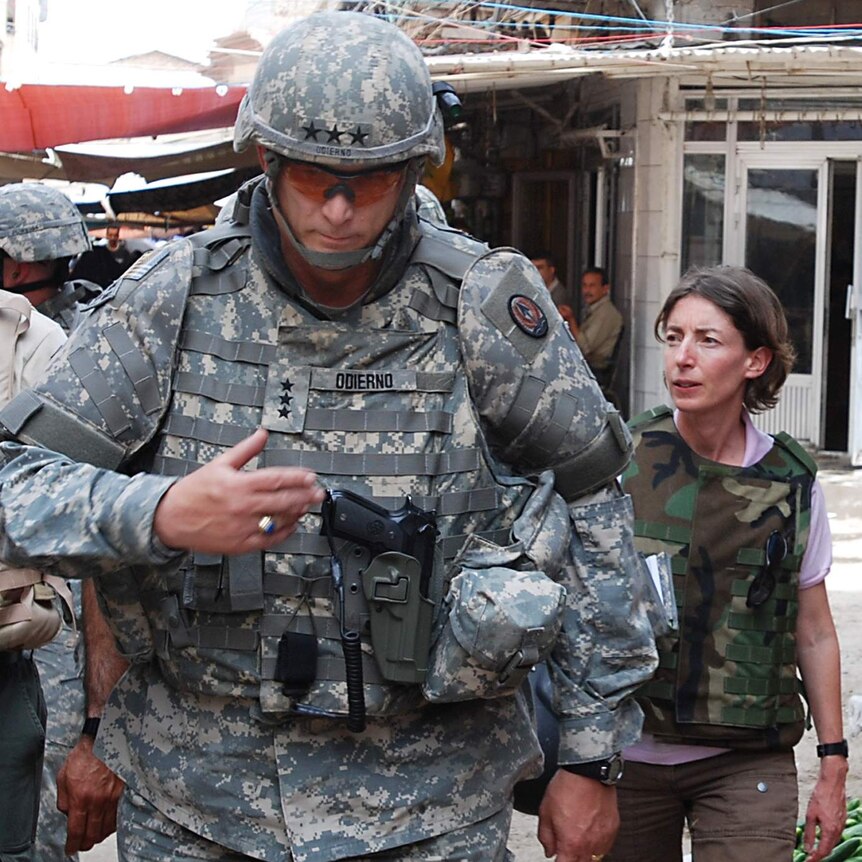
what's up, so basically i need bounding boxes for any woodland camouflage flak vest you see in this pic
[622,406,816,751]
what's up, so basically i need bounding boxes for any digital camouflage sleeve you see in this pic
[457,247,658,763]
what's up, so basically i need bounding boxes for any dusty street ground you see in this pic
[81,460,862,862]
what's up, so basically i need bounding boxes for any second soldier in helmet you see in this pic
[0,12,656,862]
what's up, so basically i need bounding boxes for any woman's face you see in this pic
[662,294,771,417]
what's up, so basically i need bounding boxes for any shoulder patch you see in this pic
[508,294,549,338]
[772,431,818,477]
[462,249,555,364]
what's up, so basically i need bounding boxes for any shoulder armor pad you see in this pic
[188,224,252,297]
[411,219,487,281]
[458,247,632,500]
[628,404,673,432]
[772,431,818,477]
[0,239,194,469]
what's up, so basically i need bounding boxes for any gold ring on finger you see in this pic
[257,515,276,535]
[591,856,605,862]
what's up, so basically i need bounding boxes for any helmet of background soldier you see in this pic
[0,183,91,263]
[234,10,445,171]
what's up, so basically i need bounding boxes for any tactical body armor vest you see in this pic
[145,223,545,717]
[622,406,815,750]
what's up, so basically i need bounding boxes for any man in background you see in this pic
[70,223,141,288]
[530,250,568,305]
[568,266,623,391]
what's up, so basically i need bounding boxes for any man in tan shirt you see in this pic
[566,266,623,388]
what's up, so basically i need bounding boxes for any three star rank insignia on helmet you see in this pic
[301,119,371,147]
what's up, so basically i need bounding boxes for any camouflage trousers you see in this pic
[118,789,515,862]
[0,651,45,862]
[33,627,84,862]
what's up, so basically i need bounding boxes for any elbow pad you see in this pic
[458,249,631,500]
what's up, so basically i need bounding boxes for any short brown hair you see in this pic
[654,265,796,413]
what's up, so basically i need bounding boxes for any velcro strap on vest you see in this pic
[730,580,797,603]
[179,329,275,365]
[264,447,481,477]
[158,595,258,651]
[163,622,259,652]
[174,371,264,407]
[409,287,457,324]
[724,676,800,697]
[103,323,161,415]
[260,651,384,684]
[69,348,134,438]
[227,553,263,612]
[725,641,797,665]
[260,613,347,641]
[635,519,692,546]
[264,572,333,600]
[721,704,803,727]
[728,612,794,633]
[736,546,803,570]
[641,679,674,701]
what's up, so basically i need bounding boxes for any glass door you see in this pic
[731,157,826,445]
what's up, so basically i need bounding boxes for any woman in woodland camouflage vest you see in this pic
[610,266,847,862]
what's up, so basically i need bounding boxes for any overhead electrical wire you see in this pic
[358,0,862,49]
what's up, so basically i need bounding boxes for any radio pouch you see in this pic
[422,566,565,703]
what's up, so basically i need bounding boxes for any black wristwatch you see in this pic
[816,739,848,759]
[81,717,101,739]
[560,753,624,785]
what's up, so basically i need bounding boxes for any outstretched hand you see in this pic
[153,428,325,555]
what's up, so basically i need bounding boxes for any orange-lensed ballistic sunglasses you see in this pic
[283,161,406,206]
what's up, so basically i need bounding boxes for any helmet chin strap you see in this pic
[262,152,420,272]
[0,278,57,296]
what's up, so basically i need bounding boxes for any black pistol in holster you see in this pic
[320,489,438,732]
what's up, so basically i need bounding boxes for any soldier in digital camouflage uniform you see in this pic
[0,183,126,862]
[0,12,656,862]
[610,266,846,862]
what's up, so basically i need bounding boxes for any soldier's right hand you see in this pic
[153,428,324,555]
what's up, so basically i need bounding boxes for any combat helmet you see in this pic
[0,183,91,263]
[234,11,445,169]
[234,11,447,272]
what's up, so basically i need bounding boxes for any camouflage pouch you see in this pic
[0,566,74,651]
[422,566,566,702]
